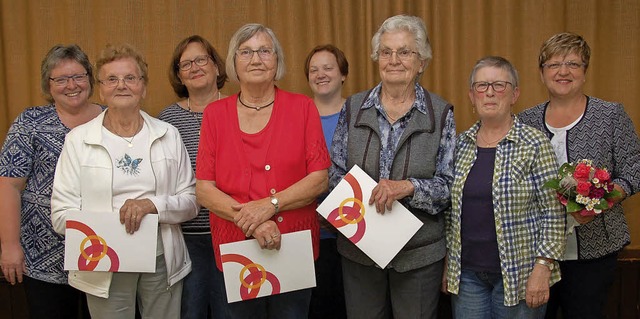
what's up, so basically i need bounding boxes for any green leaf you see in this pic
[565,200,582,213]
[604,189,621,199]
[594,199,609,210]
[543,179,560,189]
[559,162,575,175]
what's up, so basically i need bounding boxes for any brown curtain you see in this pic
[1,0,639,254]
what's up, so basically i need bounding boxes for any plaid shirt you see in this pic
[445,117,565,306]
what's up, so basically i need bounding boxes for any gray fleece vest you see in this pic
[337,88,452,272]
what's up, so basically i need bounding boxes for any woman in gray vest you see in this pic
[328,14,455,319]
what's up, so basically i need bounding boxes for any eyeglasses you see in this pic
[378,48,418,60]
[471,81,512,93]
[178,55,213,71]
[541,61,586,70]
[49,73,89,87]
[98,75,144,88]
[235,48,275,61]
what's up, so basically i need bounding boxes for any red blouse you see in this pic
[196,87,331,270]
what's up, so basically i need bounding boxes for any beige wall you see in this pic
[1,0,638,252]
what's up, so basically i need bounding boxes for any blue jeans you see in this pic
[212,265,312,319]
[181,233,224,319]
[452,269,546,319]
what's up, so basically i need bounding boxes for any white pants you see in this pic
[86,254,183,319]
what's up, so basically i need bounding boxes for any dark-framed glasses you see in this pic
[235,48,275,61]
[378,48,417,60]
[541,61,586,70]
[49,73,89,87]
[178,55,212,71]
[98,75,144,88]
[471,81,512,93]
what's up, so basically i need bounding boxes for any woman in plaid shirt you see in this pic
[444,56,565,318]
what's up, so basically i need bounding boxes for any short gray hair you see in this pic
[468,56,519,88]
[226,23,286,82]
[41,44,94,103]
[370,15,432,67]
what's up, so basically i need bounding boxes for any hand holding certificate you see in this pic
[317,165,423,268]
[64,211,158,272]
[219,230,316,303]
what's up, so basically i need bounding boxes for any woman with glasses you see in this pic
[444,56,565,318]
[158,35,227,319]
[51,44,197,318]
[329,15,455,318]
[0,44,102,319]
[519,33,640,319]
[195,23,330,318]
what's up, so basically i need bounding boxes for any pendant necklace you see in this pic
[238,92,274,111]
[109,114,141,148]
[121,136,135,148]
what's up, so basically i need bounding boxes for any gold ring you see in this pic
[271,233,280,238]
[266,240,273,245]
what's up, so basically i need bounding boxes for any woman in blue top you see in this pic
[0,44,103,319]
[304,44,349,319]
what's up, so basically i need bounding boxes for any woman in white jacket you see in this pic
[51,44,197,319]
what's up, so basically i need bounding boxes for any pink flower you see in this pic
[573,163,591,179]
[607,183,614,192]
[557,194,568,206]
[594,169,610,182]
[576,181,591,196]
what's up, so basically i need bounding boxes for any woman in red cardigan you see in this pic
[195,23,330,319]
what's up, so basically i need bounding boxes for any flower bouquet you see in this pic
[544,159,620,217]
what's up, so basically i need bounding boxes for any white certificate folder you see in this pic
[317,165,423,268]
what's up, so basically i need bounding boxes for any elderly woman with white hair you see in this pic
[195,23,330,318]
[329,14,455,319]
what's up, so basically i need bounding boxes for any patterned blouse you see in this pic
[329,83,456,214]
[158,103,210,234]
[445,117,565,306]
[0,105,72,284]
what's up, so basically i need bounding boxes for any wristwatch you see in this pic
[535,258,555,271]
[270,195,280,215]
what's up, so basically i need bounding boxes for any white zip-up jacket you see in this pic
[51,110,197,298]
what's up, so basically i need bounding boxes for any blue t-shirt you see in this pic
[319,112,340,239]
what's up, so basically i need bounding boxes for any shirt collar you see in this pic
[361,82,428,115]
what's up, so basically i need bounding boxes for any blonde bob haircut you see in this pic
[538,32,591,71]
[226,23,286,82]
